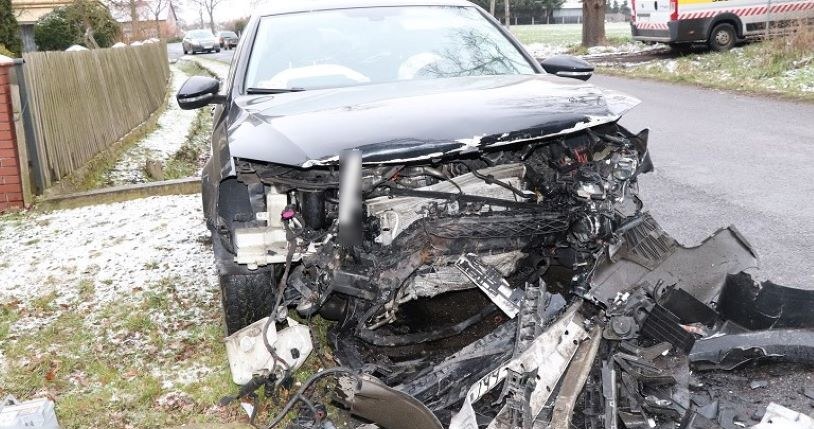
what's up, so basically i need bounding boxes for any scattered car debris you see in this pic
[749,380,768,390]
[751,403,814,429]
[0,396,60,429]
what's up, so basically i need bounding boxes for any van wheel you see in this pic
[708,23,736,51]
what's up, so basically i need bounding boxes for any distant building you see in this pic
[110,1,181,42]
[552,0,583,24]
[11,0,74,52]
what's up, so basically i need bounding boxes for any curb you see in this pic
[38,177,201,211]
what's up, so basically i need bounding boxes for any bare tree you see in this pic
[107,0,141,39]
[504,0,510,26]
[581,0,606,47]
[144,0,169,37]
[489,0,496,16]
[188,0,224,33]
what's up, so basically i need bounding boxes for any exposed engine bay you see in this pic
[216,123,814,429]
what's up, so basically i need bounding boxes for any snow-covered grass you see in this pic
[104,65,199,186]
[0,196,234,427]
[185,56,230,80]
[601,32,814,101]
[0,196,333,428]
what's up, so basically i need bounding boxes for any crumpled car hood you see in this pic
[227,74,640,167]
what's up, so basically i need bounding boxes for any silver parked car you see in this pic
[182,29,220,54]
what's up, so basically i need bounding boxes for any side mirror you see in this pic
[177,76,223,110]
[540,55,594,81]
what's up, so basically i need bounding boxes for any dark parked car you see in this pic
[217,30,239,49]
[178,0,613,335]
[170,0,804,427]
[182,29,220,54]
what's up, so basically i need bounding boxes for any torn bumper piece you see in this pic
[689,329,814,371]
[591,220,759,306]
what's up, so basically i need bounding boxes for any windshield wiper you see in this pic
[246,87,306,94]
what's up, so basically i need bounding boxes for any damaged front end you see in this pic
[217,115,813,429]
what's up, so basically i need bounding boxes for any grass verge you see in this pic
[162,108,212,180]
[150,60,215,181]
[600,27,814,102]
[0,272,335,428]
[511,22,632,45]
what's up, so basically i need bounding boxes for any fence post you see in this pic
[0,55,27,212]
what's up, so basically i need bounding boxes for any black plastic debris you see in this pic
[641,304,696,353]
[717,273,814,330]
[689,329,814,370]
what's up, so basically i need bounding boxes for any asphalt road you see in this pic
[168,42,235,63]
[592,75,814,287]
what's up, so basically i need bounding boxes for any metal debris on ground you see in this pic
[217,211,814,429]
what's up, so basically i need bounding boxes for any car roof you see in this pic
[254,0,477,17]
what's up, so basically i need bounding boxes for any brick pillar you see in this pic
[0,56,24,212]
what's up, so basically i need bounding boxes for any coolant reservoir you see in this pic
[224,317,312,385]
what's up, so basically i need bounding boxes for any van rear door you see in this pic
[633,0,674,26]
[631,0,675,41]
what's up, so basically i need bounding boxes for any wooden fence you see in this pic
[22,42,170,188]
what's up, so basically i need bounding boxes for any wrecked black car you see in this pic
[177,1,814,428]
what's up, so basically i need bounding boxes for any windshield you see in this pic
[220,31,237,38]
[244,6,535,91]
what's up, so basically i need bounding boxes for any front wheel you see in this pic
[708,23,736,51]
[219,268,279,335]
[214,231,281,334]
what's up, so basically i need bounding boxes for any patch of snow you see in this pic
[105,65,199,185]
[0,195,217,314]
[524,41,660,59]
[185,56,231,80]
[156,391,195,410]
[524,43,569,58]
[586,42,665,56]
[156,363,214,389]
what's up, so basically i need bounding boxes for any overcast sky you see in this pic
[175,0,272,25]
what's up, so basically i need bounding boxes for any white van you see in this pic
[630,0,814,50]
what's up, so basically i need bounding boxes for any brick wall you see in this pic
[0,60,24,212]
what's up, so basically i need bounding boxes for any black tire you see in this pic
[215,48,221,53]
[213,233,281,334]
[219,269,278,335]
[708,23,736,52]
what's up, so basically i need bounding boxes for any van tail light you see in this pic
[670,0,678,20]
